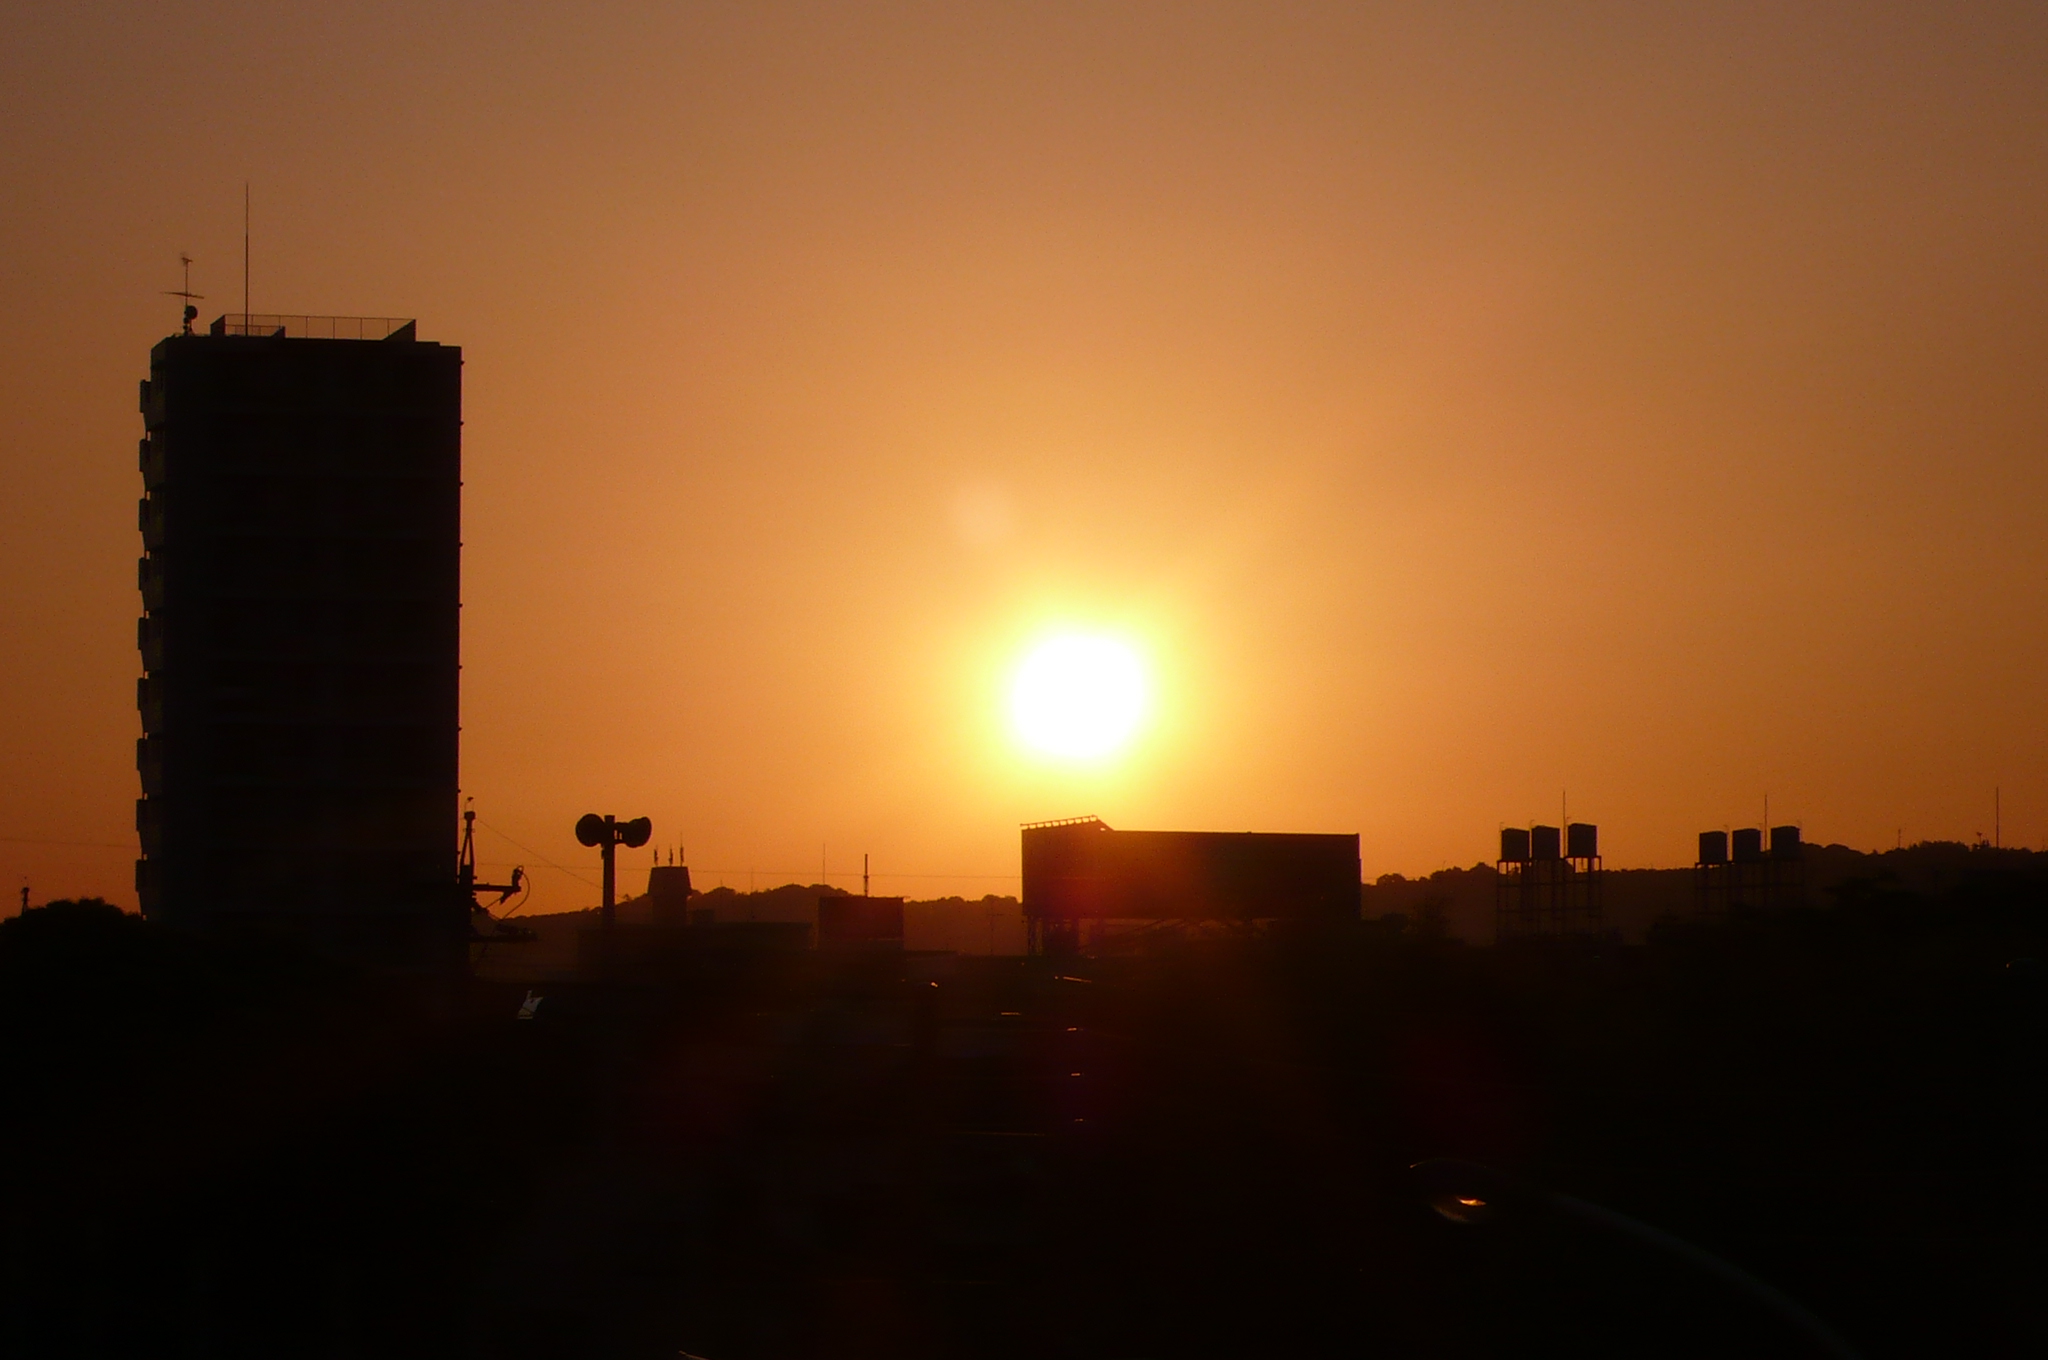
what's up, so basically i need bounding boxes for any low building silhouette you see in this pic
[1020,817,1360,954]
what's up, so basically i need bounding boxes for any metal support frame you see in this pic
[1496,854,1604,940]
[1695,851,1805,917]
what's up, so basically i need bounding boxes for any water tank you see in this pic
[1499,827,1531,862]
[1698,830,1728,865]
[1531,825,1561,861]
[1731,827,1764,862]
[1566,823,1598,858]
[1770,825,1802,860]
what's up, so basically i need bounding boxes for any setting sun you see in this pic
[1010,635,1149,761]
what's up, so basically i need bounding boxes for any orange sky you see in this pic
[3,3,2045,913]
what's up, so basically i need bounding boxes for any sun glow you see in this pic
[1010,634,1149,761]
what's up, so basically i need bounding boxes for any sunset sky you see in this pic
[3,3,2045,912]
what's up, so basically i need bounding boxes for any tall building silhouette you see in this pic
[135,315,461,946]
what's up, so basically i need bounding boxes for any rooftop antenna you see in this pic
[163,253,202,333]
[1995,786,2000,849]
[242,182,250,325]
[864,853,870,898]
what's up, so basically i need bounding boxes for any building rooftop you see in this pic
[205,314,416,341]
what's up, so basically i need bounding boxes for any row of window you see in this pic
[136,479,456,540]
[137,664,449,725]
[142,539,452,601]
[137,789,449,845]
[137,725,452,787]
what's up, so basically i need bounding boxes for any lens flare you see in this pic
[1010,635,1148,760]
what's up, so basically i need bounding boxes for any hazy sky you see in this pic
[4,2,2045,911]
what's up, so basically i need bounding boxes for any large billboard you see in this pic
[1021,819,1360,924]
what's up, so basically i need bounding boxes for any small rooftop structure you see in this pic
[207,314,417,341]
[646,864,694,926]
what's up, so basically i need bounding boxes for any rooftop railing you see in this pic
[206,314,416,341]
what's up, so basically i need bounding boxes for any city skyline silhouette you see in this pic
[1,8,2044,1356]
[5,6,2047,913]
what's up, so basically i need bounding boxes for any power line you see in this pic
[472,818,602,889]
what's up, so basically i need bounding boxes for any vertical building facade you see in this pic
[136,315,461,943]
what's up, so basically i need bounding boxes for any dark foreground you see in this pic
[0,879,2039,1358]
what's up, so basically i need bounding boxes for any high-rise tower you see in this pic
[135,314,461,949]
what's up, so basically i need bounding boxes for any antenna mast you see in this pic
[163,253,203,334]
[243,182,250,324]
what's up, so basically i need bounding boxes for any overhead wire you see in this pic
[472,817,601,889]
